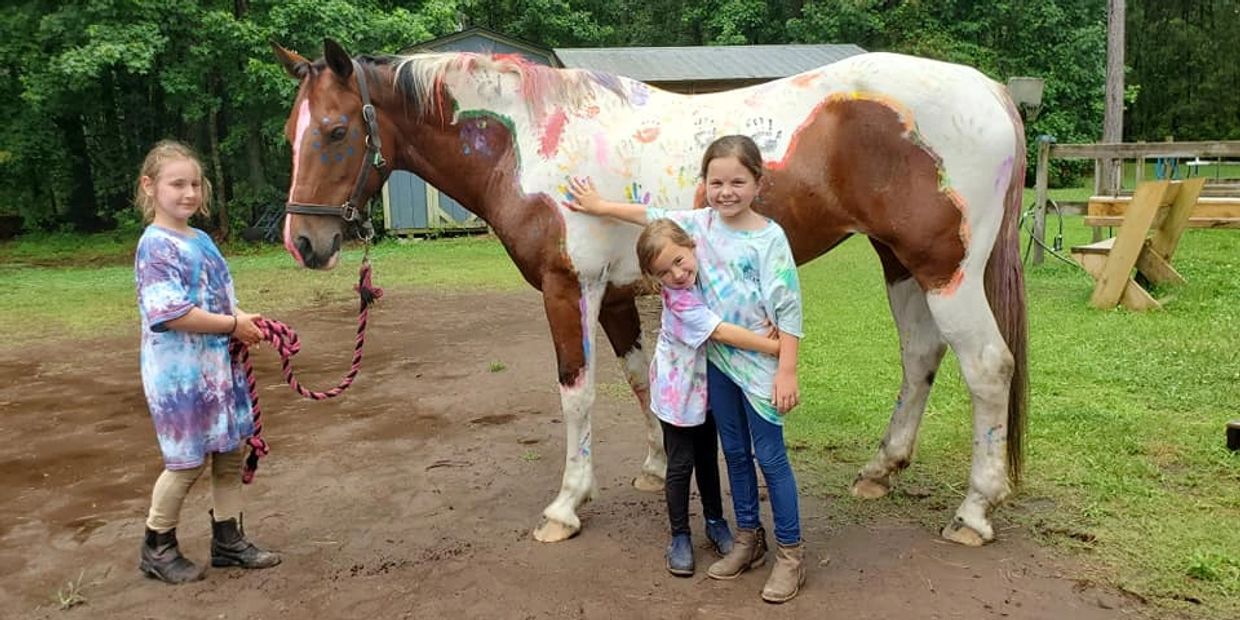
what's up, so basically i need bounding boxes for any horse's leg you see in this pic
[925,277,1014,546]
[852,243,946,499]
[597,293,666,493]
[533,273,606,543]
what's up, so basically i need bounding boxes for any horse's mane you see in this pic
[390,52,629,121]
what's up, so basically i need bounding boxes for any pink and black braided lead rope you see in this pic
[229,260,384,483]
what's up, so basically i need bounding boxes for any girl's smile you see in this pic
[651,244,698,289]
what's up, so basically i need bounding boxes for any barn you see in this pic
[383,27,866,236]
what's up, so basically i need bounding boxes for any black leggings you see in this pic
[661,412,725,535]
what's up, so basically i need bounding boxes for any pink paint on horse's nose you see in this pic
[285,99,312,265]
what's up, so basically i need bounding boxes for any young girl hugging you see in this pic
[566,134,807,603]
[133,140,280,584]
[634,219,783,577]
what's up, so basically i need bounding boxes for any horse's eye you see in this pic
[329,126,348,141]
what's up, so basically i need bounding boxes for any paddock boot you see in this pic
[139,528,204,584]
[665,533,695,577]
[761,541,807,604]
[210,512,281,569]
[706,526,767,580]
[705,517,734,556]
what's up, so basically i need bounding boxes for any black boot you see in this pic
[210,512,281,569]
[139,528,204,584]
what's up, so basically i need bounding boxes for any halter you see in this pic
[285,59,390,241]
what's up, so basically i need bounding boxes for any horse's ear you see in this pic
[272,42,310,79]
[323,39,354,81]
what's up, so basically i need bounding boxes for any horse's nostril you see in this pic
[296,235,313,259]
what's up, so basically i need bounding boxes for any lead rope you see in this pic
[230,256,383,483]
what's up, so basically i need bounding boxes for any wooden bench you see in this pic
[1071,178,1206,311]
[1085,195,1240,232]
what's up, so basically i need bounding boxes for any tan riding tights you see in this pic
[146,447,243,532]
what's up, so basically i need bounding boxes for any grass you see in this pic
[789,216,1239,618]
[2,205,1237,617]
[0,235,524,345]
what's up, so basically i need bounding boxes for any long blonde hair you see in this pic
[133,140,212,222]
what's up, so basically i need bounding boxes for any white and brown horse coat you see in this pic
[277,43,1028,545]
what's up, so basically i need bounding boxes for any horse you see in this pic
[273,39,1028,547]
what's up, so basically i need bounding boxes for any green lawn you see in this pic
[2,216,1237,617]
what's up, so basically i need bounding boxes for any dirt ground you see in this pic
[0,289,1148,619]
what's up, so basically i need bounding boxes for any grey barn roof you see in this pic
[553,44,867,82]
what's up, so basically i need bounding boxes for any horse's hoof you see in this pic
[850,477,890,499]
[533,518,580,543]
[632,472,665,493]
[941,520,988,547]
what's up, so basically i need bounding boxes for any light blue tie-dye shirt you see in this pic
[135,225,253,470]
[648,207,803,425]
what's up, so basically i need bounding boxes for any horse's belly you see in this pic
[562,214,643,286]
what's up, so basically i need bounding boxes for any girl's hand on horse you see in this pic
[772,369,800,414]
[232,310,265,346]
[564,177,603,213]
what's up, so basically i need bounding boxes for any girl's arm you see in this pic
[164,307,264,345]
[710,322,780,356]
[772,335,800,414]
[563,177,649,226]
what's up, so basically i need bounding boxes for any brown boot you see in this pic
[761,541,806,603]
[210,512,281,569]
[139,528,205,584]
[706,526,768,580]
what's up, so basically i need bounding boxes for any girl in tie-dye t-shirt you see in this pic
[565,135,808,602]
[132,140,279,585]
[623,219,780,577]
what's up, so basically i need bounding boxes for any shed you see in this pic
[382,28,866,235]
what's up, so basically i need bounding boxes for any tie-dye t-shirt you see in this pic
[650,286,723,427]
[134,225,253,470]
[648,207,803,425]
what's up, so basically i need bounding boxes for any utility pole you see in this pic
[1100,0,1125,194]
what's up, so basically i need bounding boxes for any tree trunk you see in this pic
[1101,0,1125,194]
[56,114,102,231]
[208,101,228,239]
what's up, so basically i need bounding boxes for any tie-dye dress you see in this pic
[647,207,804,425]
[650,286,723,427]
[134,225,253,470]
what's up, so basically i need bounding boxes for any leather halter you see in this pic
[285,59,389,239]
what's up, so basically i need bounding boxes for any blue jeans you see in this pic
[707,362,802,545]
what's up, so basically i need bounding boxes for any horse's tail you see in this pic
[984,106,1029,485]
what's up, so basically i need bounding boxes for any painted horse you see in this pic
[274,39,1028,546]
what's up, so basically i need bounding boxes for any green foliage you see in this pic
[1,1,1236,230]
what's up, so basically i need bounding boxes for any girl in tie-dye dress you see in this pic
[132,140,280,584]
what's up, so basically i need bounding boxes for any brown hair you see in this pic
[133,140,212,222]
[636,219,695,277]
[699,134,764,181]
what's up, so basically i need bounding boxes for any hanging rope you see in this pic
[229,259,384,483]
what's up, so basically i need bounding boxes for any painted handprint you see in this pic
[624,181,653,206]
[745,117,784,153]
[693,117,717,150]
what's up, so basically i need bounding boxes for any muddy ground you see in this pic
[0,289,1147,619]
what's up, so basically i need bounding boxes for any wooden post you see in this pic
[1033,137,1051,265]
[1099,0,1125,195]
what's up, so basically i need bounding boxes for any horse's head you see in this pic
[274,39,394,270]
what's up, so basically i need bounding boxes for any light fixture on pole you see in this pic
[1006,77,1045,122]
